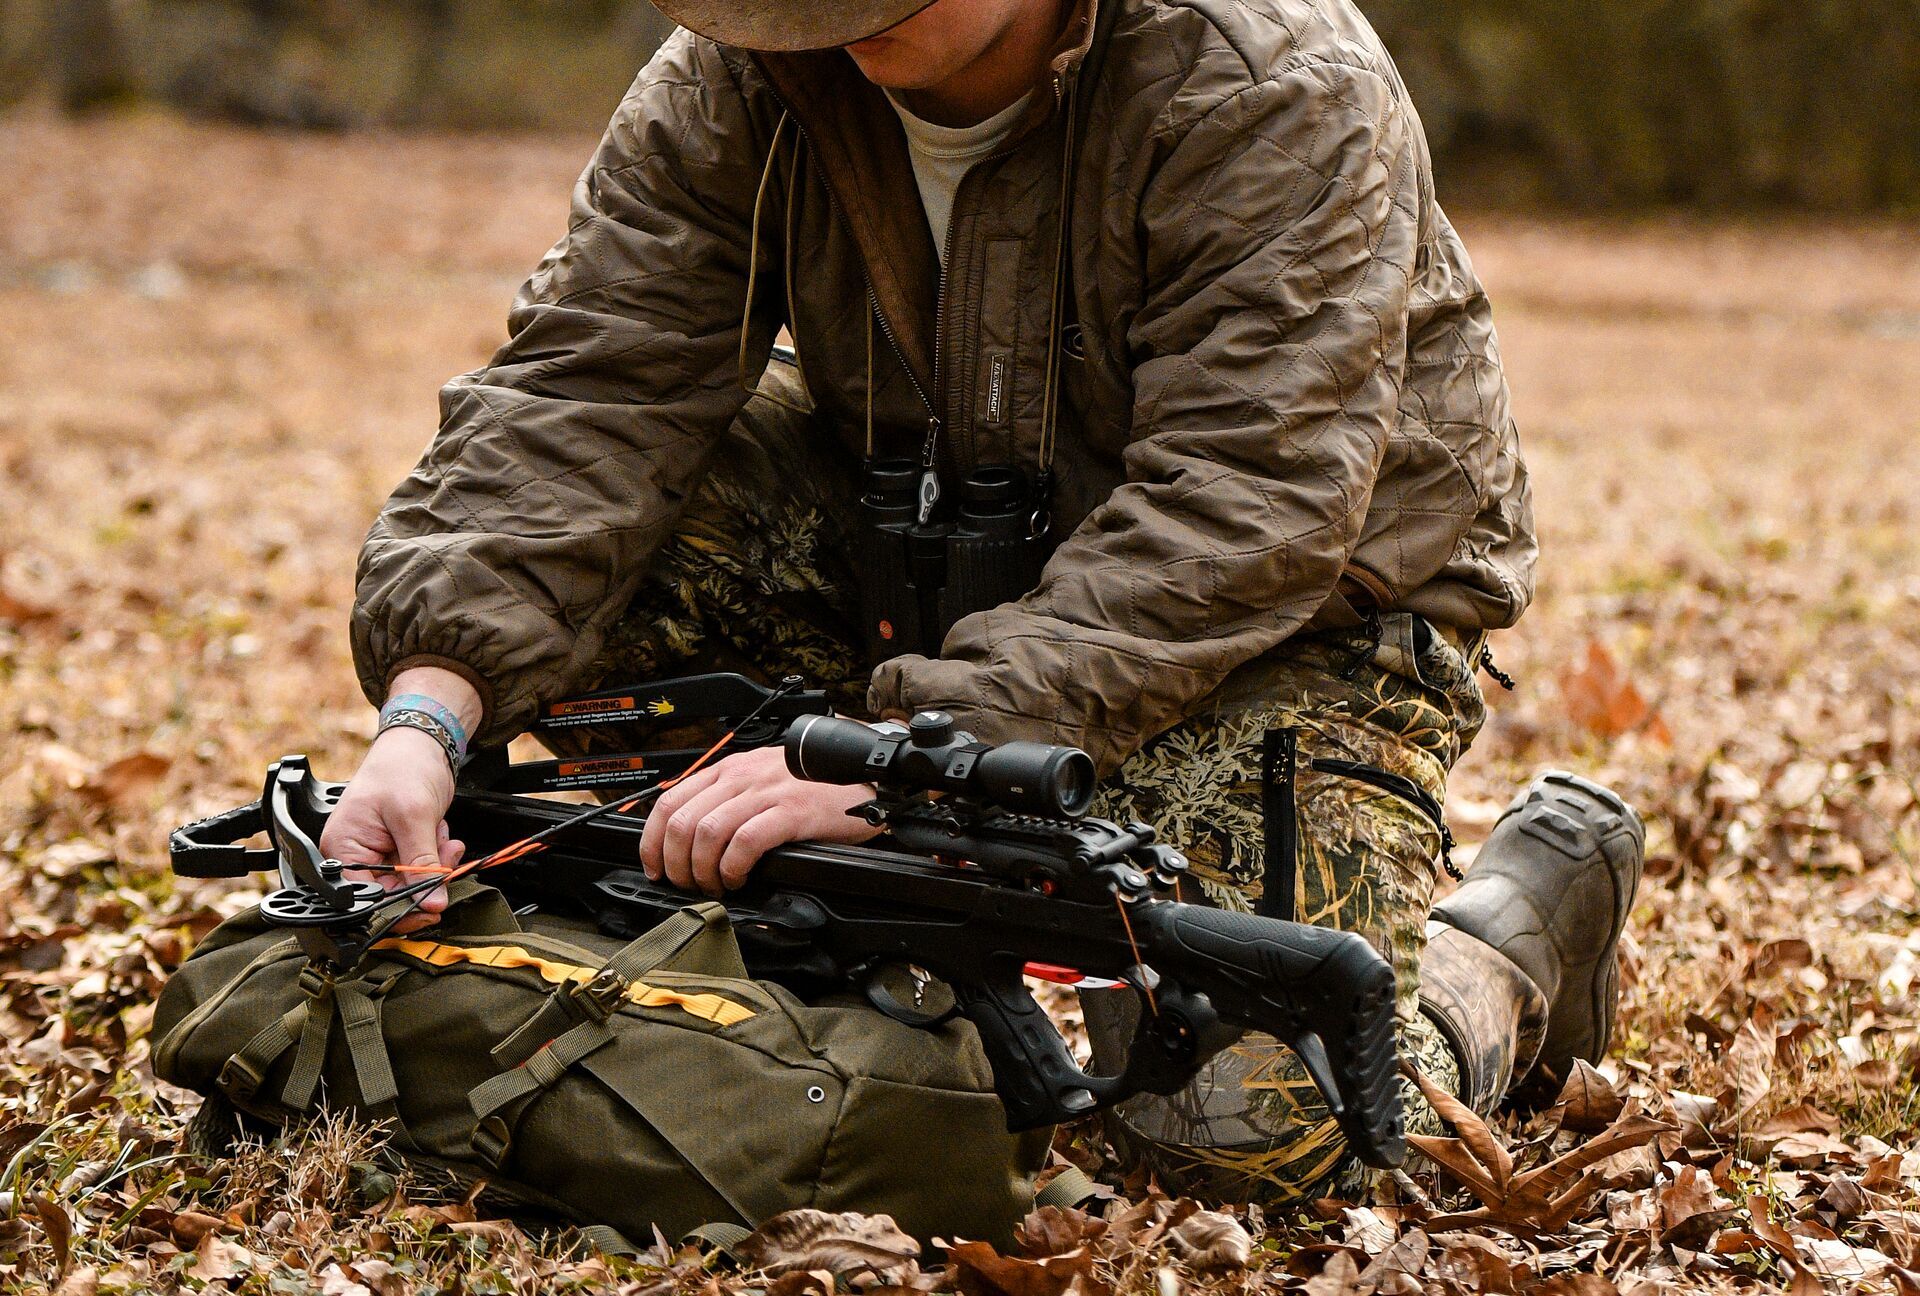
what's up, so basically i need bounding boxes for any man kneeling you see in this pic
[324,0,1643,1203]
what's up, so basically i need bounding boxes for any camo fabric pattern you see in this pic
[579,371,1494,1205]
[1082,627,1487,1203]
[591,370,873,718]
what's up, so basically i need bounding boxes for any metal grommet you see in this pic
[806,1086,826,1104]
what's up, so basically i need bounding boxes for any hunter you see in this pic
[323,0,1644,1201]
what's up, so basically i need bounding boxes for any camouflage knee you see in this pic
[1084,623,1485,1204]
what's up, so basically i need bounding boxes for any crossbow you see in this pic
[169,672,1407,1168]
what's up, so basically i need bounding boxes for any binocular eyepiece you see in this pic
[785,711,1096,819]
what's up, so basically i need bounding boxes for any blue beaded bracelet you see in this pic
[381,693,470,759]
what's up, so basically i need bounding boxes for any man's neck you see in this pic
[894,0,1069,128]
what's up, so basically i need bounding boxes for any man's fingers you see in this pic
[641,764,724,877]
[688,795,772,896]
[659,781,742,890]
[390,808,446,875]
[717,808,798,891]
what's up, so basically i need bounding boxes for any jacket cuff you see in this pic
[383,654,497,735]
[868,655,1137,776]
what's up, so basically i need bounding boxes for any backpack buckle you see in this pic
[296,964,336,1001]
[571,968,630,1023]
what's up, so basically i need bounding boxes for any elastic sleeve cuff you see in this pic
[384,654,497,736]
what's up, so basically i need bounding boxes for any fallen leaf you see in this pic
[1015,1207,1107,1260]
[1525,1278,1618,1295]
[1302,1251,1361,1296]
[0,585,56,626]
[188,1235,257,1283]
[79,751,171,807]
[53,1267,98,1296]
[1357,1228,1428,1295]
[1856,1058,1900,1089]
[1665,1091,1720,1147]
[1559,640,1672,743]
[739,1211,921,1281]
[32,1194,71,1277]
[1433,1232,1516,1293]
[168,1210,227,1247]
[1656,1167,1736,1248]
[1544,1062,1625,1134]
[1339,1207,1398,1256]
[1758,1104,1840,1137]
[1404,1062,1512,1198]
[1165,1211,1251,1273]
[1819,1176,1868,1219]
[319,1262,373,1296]
[1795,1235,1894,1284]
[767,1271,835,1296]
[947,1241,1103,1296]
[1753,939,1814,978]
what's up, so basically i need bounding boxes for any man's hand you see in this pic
[317,667,482,935]
[641,746,882,896]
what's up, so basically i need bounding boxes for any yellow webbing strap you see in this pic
[373,938,755,1028]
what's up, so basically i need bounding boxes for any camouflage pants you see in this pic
[582,367,1491,1204]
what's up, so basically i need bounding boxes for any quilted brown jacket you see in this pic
[353,0,1536,774]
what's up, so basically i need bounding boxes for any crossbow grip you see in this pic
[952,960,1125,1131]
[951,958,1233,1133]
[1136,903,1406,1168]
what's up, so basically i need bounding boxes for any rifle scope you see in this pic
[785,712,1095,818]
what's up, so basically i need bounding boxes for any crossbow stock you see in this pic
[169,672,1407,1168]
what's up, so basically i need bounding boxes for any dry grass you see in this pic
[4,114,1920,1293]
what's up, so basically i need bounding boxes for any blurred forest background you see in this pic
[2,0,1917,209]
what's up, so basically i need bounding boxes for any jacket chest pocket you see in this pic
[963,238,1039,458]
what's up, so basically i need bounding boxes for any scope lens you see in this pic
[1048,749,1096,816]
[977,743,1097,817]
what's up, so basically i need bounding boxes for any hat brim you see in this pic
[650,0,942,53]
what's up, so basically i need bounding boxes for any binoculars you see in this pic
[850,458,1053,664]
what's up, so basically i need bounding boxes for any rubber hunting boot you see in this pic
[1428,771,1645,1107]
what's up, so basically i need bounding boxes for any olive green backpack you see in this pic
[152,880,1049,1247]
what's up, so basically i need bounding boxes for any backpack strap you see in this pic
[1258,728,1300,923]
[468,905,741,1171]
[217,964,405,1124]
[1035,1165,1104,1212]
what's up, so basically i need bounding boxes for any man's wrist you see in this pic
[387,666,484,734]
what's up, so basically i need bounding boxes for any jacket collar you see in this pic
[752,0,1100,401]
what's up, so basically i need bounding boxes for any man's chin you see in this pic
[845,45,945,91]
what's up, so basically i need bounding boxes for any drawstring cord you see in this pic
[1480,646,1517,691]
[740,111,815,417]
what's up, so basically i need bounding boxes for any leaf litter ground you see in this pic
[4,116,1920,1294]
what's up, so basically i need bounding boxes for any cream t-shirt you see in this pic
[887,91,1034,265]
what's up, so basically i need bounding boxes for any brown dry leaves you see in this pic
[5,123,1920,1294]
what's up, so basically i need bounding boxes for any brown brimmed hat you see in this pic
[650,0,943,52]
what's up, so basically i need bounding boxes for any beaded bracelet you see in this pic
[382,693,470,757]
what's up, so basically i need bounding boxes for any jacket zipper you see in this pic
[757,79,945,444]
[933,73,1069,466]
[763,69,1074,484]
